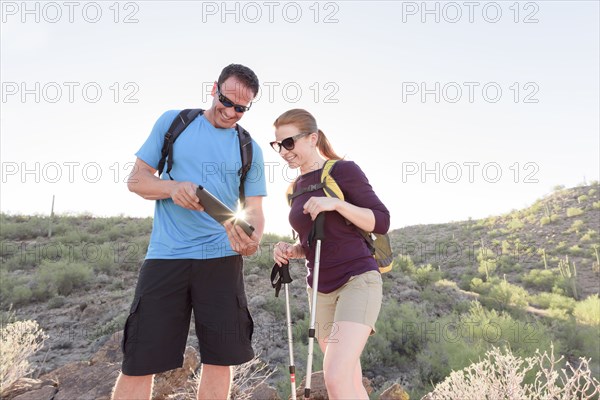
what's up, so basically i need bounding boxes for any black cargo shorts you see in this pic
[121,256,254,376]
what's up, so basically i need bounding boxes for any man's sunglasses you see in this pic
[216,84,252,113]
[270,132,310,153]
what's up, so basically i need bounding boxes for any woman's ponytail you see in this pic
[316,129,342,160]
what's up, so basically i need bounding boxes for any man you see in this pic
[112,64,266,400]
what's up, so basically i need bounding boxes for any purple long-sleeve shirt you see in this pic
[289,160,390,293]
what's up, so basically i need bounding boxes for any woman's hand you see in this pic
[273,241,302,266]
[302,196,341,220]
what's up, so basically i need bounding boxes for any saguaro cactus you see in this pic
[544,203,552,223]
[541,248,548,270]
[558,255,579,300]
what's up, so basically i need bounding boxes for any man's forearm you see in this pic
[245,209,265,242]
[128,169,178,200]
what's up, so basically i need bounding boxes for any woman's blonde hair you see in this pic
[273,109,342,160]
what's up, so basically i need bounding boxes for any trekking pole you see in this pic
[304,212,325,400]
[271,262,297,400]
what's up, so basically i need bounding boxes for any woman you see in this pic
[271,109,390,399]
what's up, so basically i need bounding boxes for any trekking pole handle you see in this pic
[279,263,293,284]
[309,212,326,244]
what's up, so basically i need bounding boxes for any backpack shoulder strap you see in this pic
[287,159,345,206]
[236,124,253,208]
[323,160,356,226]
[321,160,344,200]
[157,109,204,180]
[287,181,325,205]
[286,180,296,207]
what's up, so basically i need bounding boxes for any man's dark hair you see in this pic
[218,64,260,98]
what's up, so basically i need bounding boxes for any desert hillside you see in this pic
[1,183,599,399]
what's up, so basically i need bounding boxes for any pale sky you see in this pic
[1,1,599,236]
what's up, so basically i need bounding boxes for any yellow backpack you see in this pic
[287,160,394,273]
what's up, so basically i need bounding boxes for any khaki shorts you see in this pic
[307,270,383,342]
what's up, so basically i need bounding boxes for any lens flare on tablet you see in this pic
[234,206,246,221]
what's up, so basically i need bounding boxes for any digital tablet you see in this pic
[195,185,255,237]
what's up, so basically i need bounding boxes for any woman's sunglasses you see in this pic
[270,132,310,153]
[216,84,252,113]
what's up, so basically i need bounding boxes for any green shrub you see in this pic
[414,264,442,288]
[416,331,484,385]
[496,255,518,273]
[577,195,589,203]
[364,300,428,374]
[546,307,570,321]
[88,219,110,234]
[422,286,456,313]
[470,277,495,295]
[246,242,276,268]
[90,243,119,274]
[522,269,559,292]
[566,207,584,217]
[416,302,557,392]
[580,229,598,242]
[2,253,38,272]
[529,292,576,312]
[47,295,66,309]
[593,201,600,209]
[568,220,585,234]
[464,302,556,356]
[425,281,470,314]
[459,273,476,291]
[540,215,559,226]
[484,280,529,311]
[90,312,128,340]
[120,223,142,239]
[555,241,568,255]
[525,214,537,224]
[488,229,503,238]
[507,219,524,230]
[568,245,584,256]
[553,276,580,300]
[573,295,600,326]
[262,296,285,320]
[552,317,600,367]
[261,232,293,244]
[110,239,147,270]
[0,271,30,308]
[107,226,123,241]
[55,229,84,245]
[395,254,416,275]
[0,215,47,240]
[10,286,33,306]
[35,260,92,297]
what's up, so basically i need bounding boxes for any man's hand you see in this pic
[170,182,204,211]
[224,220,259,256]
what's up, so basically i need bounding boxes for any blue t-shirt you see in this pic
[135,110,267,259]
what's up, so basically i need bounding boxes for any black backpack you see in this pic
[156,109,254,207]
